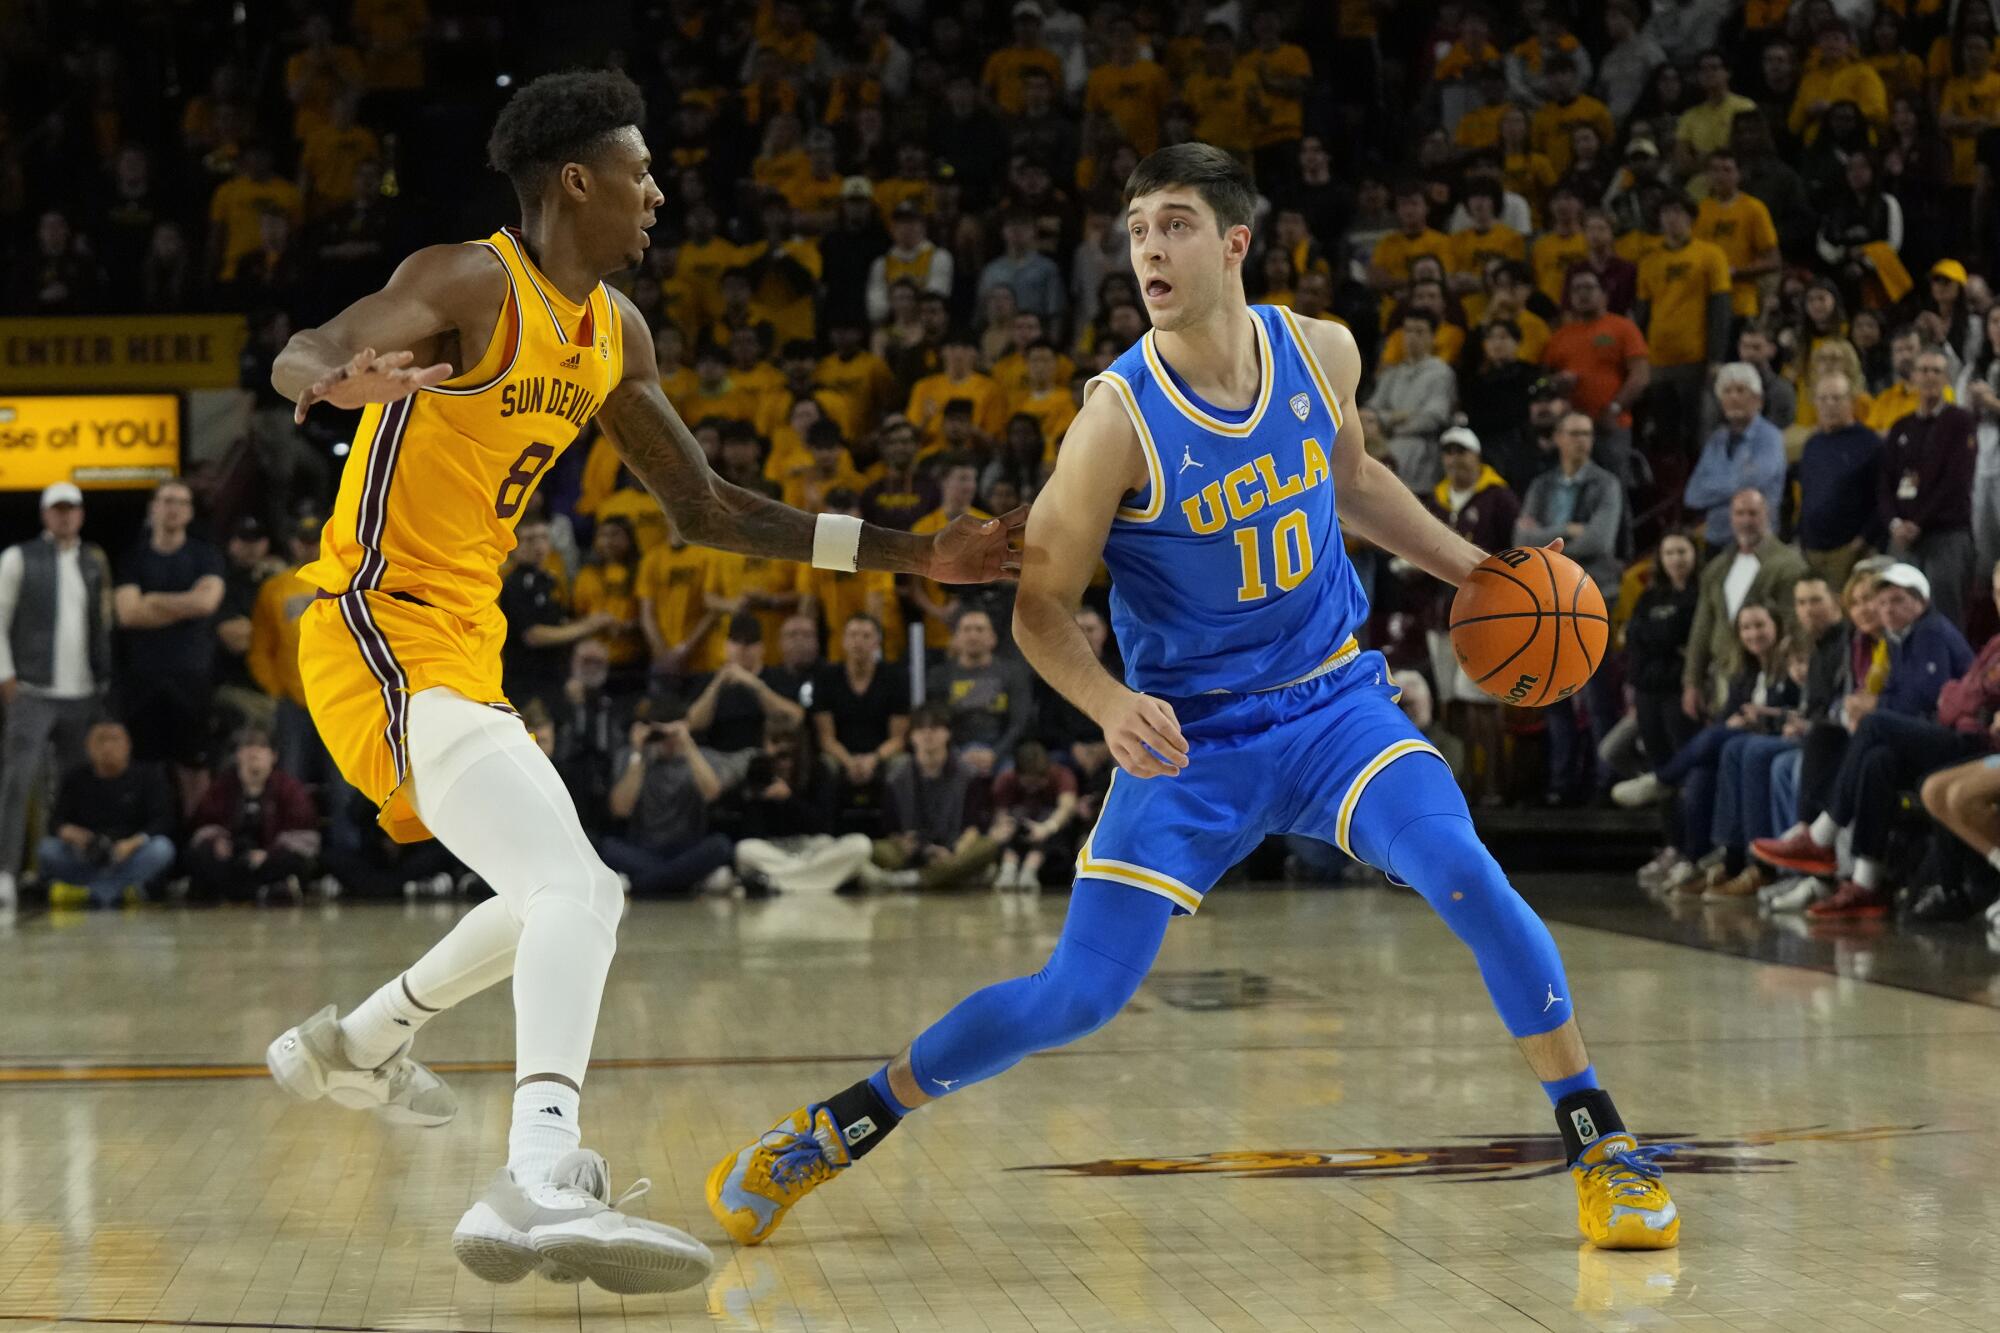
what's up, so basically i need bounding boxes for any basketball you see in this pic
[1448,547,1608,707]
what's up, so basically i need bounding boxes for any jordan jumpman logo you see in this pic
[1543,984,1565,1013]
[1179,445,1203,473]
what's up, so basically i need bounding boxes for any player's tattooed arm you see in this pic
[600,290,1022,581]
[1305,319,1494,587]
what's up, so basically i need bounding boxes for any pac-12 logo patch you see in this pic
[1289,392,1311,421]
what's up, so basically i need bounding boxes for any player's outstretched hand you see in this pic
[294,347,453,423]
[929,505,1028,584]
[1102,689,1188,779]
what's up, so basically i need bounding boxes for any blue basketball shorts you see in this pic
[1074,647,1453,913]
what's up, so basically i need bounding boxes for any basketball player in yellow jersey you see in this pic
[260,70,1023,1296]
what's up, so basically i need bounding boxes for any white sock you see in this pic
[1984,847,2000,874]
[509,1080,582,1185]
[1852,858,1881,890]
[339,975,436,1070]
[1810,812,1840,847]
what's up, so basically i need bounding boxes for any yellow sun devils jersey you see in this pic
[302,227,626,624]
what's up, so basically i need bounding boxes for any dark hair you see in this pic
[780,338,817,361]
[486,69,647,202]
[1657,190,1696,217]
[807,418,845,447]
[233,725,276,752]
[1024,337,1057,355]
[843,611,884,638]
[1123,142,1256,233]
[1464,179,1503,209]
[912,702,954,731]
[1485,317,1521,340]
[1401,309,1438,332]
[727,614,765,646]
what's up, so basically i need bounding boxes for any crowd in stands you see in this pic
[7,2,2000,938]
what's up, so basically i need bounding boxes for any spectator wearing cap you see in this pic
[0,483,113,909]
[984,2,1064,117]
[1428,427,1521,562]
[37,720,177,909]
[1634,192,1733,454]
[1366,310,1456,491]
[1791,22,1888,145]
[1922,259,1981,371]
[249,514,337,785]
[114,480,225,811]
[1529,54,1614,178]
[977,209,1066,329]
[186,726,320,902]
[1754,563,1975,918]
[819,179,893,330]
[213,514,279,732]
[683,616,808,754]
[1602,135,1670,241]
[865,201,954,326]
[1881,345,1978,622]
[1685,364,1788,547]
[1796,372,1886,589]
[906,331,1007,445]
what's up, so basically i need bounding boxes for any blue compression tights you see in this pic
[898,755,1575,1105]
[1349,753,1575,1039]
[904,878,1173,1099]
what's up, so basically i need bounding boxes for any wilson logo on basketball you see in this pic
[1502,672,1540,704]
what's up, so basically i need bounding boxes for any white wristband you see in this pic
[812,512,863,572]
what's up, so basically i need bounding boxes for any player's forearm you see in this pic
[1015,590,1126,722]
[272,328,358,403]
[1338,455,1486,586]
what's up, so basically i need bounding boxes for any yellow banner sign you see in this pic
[0,316,247,390]
[0,395,181,490]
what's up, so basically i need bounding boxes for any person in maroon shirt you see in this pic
[1577,207,1638,314]
[1880,347,1977,623]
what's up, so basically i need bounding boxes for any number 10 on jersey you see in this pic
[1233,511,1315,602]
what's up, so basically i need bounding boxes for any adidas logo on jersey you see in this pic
[559,351,581,369]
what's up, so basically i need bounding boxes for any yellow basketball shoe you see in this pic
[1571,1134,1681,1249]
[706,1104,853,1246]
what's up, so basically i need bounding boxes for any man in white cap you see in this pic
[1753,562,1977,918]
[0,483,115,910]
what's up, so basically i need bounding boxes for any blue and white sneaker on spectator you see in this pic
[453,1148,713,1293]
[265,1004,456,1126]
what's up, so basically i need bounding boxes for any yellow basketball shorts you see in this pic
[297,589,515,843]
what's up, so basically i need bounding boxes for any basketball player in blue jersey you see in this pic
[706,144,1681,1252]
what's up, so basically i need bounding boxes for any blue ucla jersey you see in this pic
[1092,304,1368,697]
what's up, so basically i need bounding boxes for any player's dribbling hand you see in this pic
[1100,689,1189,779]
[928,505,1029,584]
[294,347,454,423]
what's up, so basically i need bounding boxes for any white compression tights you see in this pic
[400,686,622,1087]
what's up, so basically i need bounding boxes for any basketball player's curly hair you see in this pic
[1123,143,1255,234]
[486,69,647,201]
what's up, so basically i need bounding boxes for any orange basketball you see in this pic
[1448,547,1609,707]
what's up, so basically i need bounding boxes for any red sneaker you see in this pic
[1806,881,1889,919]
[1751,831,1836,875]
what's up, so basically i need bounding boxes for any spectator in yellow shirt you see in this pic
[983,4,1064,116]
[751,113,812,203]
[1635,192,1734,442]
[1531,55,1615,176]
[990,311,1074,399]
[1694,151,1780,317]
[1532,185,1590,304]
[1245,8,1312,186]
[906,459,992,651]
[1675,51,1759,183]
[1939,33,2000,187]
[1789,23,1887,145]
[1446,182,1526,323]
[816,321,898,438]
[570,518,647,672]
[1479,262,1552,364]
[907,332,1007,444]
[1084,13,1171,157]
[1454,65,1513,157]
[1185,24,1262,159]
[639,530,724,678]
[1008,340,1079,459]
[1368,184,1451,294]
[797,490,902,664]
[207,143,302,283]
[679,346,771,434]
[1497,105,1558,223]
[678,202,748,329]
[780,420,869,512]
[297,95,379,219]
[284,13,364,141]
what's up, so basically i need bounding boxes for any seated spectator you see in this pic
[1795,373,1885,588]
[1684,364,1787,547]
[1914,691,2000,922]
[927,607,1034,777]
[1880,346,1977,624]
[37,720,177,908]
[730,715,917,894]
[600,714,742,897]
[811,613,910,819]
[1366,310,1456,490]
[1753,563,1977,916]
[878,703,1000,891]
[1035,605,1113,762]
[684,615,808,753]
[1624,532,1703,774]
[1682,489,1807,719]
[765,612,824,704]
[185,726,320,901]
[500,515,608,717]
[549,640,629,832]
[988,741,1080,891]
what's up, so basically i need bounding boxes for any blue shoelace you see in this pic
[764,1117,839,1188]
[1584,1142,1682,1198]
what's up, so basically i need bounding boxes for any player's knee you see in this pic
[518,854,624,938]
[1029,943,1143,1045]
[1920,770,1954,816]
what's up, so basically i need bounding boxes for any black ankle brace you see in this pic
[824,1079,900,1159]
[1555,1088,1627,1164]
